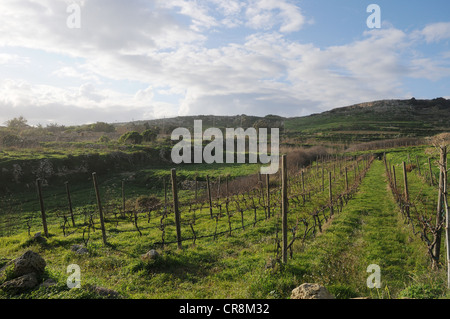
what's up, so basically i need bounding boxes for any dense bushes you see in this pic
[119,131,143,144]
[284,146,329,171]
[1,134,23,147]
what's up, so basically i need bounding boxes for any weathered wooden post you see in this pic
[258,173,266,218]
[121,180,125,214]
[171,169,182,250]
[163,178,168,211]
[92,172,107,246]
[266,174,270,218]
[36,179,49,238]
[206,175,213,218]
[432,149,446,270]
[194,175,198,201]
[281,155,288,264]
[301,169,305,203]
[329,171,333,216]
[429,157,434,186]
[402,162,410,219]
[345,167,349,192]
[392,165,397,192]
[416,155,421,176]
[217,176,221,199]
[402,162,409,200]
[226,175,229,200]
[65,181,75,227]
[388,161,393,180]
[321,165,325,192]
[439,146,450,286]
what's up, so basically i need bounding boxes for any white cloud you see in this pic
[134,86,154,102]
[0,53,30,66]
[409,58,450,81]
[245,0,305,32]
[0,0,204,56]
[160,0,219,31]
[419,22,450,43]
[52,66,100,83]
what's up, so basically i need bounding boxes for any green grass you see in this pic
[289,159,432,298]
[1,149,448,299]
[0,161,262,236]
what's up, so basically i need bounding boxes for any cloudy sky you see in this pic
[0,0,449,126]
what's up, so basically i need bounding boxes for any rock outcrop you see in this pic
[0,250,46,294]
[290,283,335,299]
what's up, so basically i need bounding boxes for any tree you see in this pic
[5,116,29,130]
[252,119,270,130]
[142,129,157,142]
[46,122,65,133]
[119,131,143,144]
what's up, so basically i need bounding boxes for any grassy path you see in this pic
[293,159,429,298]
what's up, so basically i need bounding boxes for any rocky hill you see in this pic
[118,97,450,144]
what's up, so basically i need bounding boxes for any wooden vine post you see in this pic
[281,155,288,264]
[65,181,75,227]
[329,171,333,216]
[402,162,410,219]
[206,175,213,218]
[301,170,306,203]
[392,165,397,192]
[345,167,349,192]
[416,155,421,176]
[440,146,450,287]
[433,150,445,270]
[194,175,198,201]
[429,157,434,186]
[121,180,126,214]
[92,172,107,246]
[321,165,325,192]
[164,178,168,211]
[36,179,49,238]
[266,174,270,218]
[171,168,182,250]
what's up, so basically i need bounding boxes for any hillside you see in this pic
[118,97,450,145]
[284,98,450,144]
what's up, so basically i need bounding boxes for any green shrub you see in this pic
[2,134,23,147]
[142,129,157,142]
[88,122,115,133]
[327,284,359,299]
[119,131,143,144]
[398,283,444,299]
[98,135,110,143]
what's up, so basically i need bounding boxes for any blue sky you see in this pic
[0,0,449,126]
